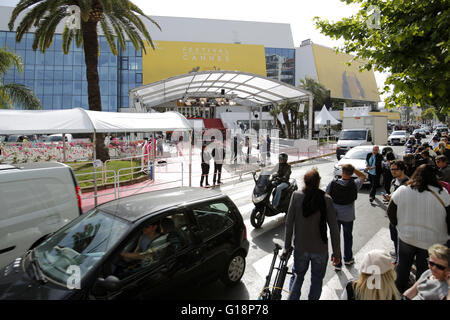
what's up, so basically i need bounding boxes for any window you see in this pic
[191,201,235,240]
[120,57,129,70]
[111,213,190,279]
[135,73,142,84]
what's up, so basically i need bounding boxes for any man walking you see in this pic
[211,138,225,186]
[382,160,409,264]
[366,145,383,202]
[435,155,450,183]
[283,168,341,300]
[326,164,365,271]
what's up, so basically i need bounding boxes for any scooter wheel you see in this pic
[251,207,265,229]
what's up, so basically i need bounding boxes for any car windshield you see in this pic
[339,130,366,140]
[34,209,130,285]
[392,132,405,136]
[344,148,371,159]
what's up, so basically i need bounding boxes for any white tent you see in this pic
[0,108,194,196]
[0,108,192,134]
[315,105,340,126]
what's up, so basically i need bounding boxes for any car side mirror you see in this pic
[97,275,122,292]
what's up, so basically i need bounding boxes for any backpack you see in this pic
[329,179,358,205]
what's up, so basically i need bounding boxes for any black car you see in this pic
[0,187,249,300]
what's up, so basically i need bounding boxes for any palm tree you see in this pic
[298,77,330,137]
[0,47,42,110]
[8,1,161,161]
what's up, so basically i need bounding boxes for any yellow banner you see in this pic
[312,44,380,102]
[143,41,267,84]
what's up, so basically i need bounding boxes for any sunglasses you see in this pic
[427,258,447,271]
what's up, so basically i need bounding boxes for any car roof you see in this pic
[98,187,226,223]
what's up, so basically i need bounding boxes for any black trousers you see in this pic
[200,163,210,186]
[213,163,223,185]
[369,173,380,198]
[395,239,429,294]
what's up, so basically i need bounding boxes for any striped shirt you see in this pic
[391,185,450,250]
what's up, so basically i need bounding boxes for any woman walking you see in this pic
[387,164,450,293]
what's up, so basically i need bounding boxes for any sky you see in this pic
[2,0,389,102]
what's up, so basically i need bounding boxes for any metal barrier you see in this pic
[116,162,184,198]
[77,169,118,202]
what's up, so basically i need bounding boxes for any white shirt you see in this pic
[391,185,450,250]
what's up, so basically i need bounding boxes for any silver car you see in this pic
[334,145,396,184]
[388,130,408,145]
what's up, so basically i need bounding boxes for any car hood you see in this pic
[336,158,367,171]
[388,135,406,139]
[337,140,366,148]
[0,256,73,300]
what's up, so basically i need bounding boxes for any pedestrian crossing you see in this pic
[219,172,394,300]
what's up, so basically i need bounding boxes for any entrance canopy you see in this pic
[129,71,312,111]
[0,108,192,135]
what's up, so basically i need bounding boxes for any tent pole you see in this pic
[189,129,192,187]
[93,133,98,207]
[62,133,67,163]
[152,131,156,182]
[308,94,314,140]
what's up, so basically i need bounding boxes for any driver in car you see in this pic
[120,221,163,263]
[271,153,292,209]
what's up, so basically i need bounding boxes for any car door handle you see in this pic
[0,246,16,255]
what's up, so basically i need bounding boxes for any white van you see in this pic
[0,162,82,268]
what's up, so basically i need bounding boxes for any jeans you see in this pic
[200,163,210,186]
[213,163,223,185]
[395,238,429,294]
[369,173,380,198]
[389,223,399,262]
[336,220,353,265]
[272,182,289,208]
[288,250,328,300]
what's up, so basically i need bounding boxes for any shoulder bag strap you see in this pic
[430,189,446,208]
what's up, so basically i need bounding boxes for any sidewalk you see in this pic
[80,141,336,212]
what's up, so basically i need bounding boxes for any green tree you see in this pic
[314,0,450,115]
[298,77,330,136]
[9,1,161,161]
[0,47,41,110]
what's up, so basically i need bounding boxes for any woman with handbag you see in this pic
[387,164,450,294]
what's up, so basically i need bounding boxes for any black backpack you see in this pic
[329,179,358,205]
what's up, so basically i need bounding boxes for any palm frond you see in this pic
[100,16,118,55]
[62,25,74,54]
[8,0,43,31]
[2,83,42,110]
[0,86,14,109]
[0,48,24,75]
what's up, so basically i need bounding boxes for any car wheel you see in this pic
[221,252,246,286]
[250,207,265,229]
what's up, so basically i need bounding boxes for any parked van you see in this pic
[0,162,82,268]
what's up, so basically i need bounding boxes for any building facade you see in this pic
[1,5,296,112]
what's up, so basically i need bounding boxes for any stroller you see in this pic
[258,241,294,300]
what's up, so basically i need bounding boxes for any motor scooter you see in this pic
[250,170,297,229]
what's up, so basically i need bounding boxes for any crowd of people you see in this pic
[282,140,450,300]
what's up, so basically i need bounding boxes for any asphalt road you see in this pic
[167,142,408,300]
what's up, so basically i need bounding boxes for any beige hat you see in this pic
[360,249,394,275]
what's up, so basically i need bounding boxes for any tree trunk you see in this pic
[282,111,291,139]
[82,20,109,162]
[299,114,305,138]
